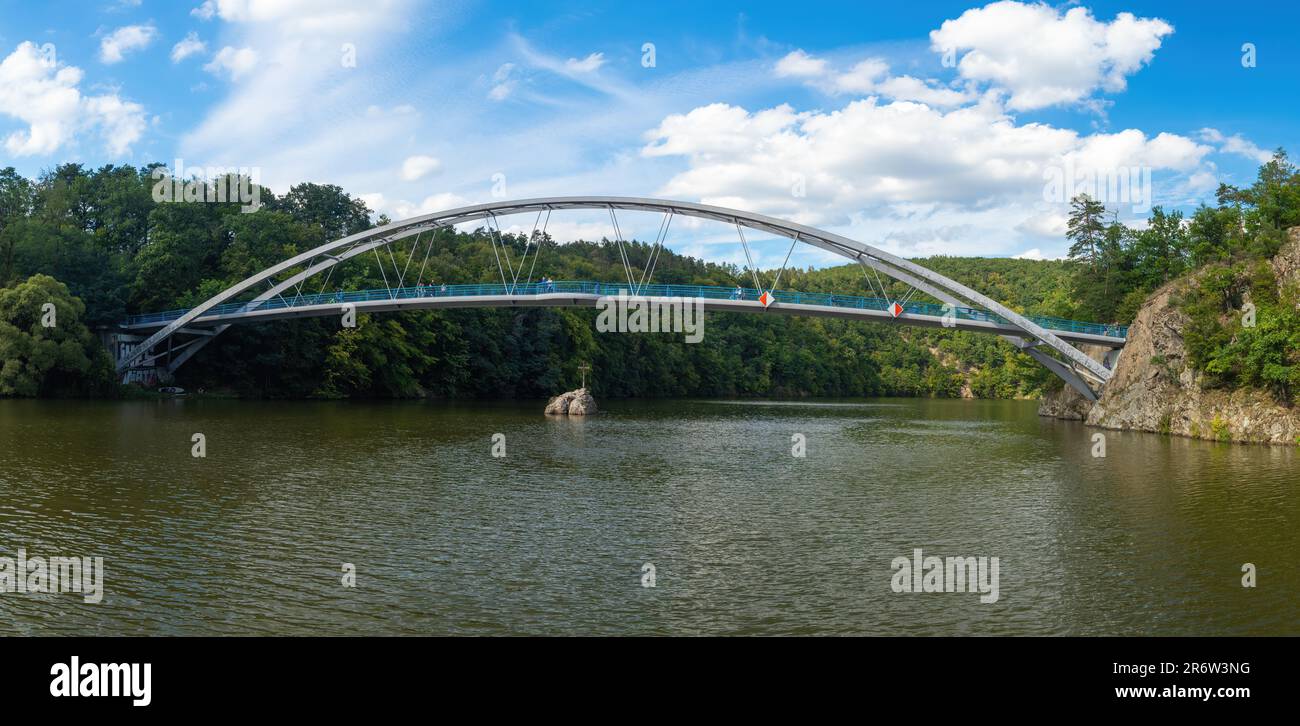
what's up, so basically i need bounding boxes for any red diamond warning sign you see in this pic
[889,301,904,317]
[759,291,774,307]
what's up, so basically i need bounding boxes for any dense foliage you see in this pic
[0,274,114,396]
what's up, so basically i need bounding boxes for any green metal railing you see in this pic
[122,280,1128,339]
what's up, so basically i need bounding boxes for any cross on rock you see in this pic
[578,363,591,390]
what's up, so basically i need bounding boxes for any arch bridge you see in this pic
[113,197,1126,400]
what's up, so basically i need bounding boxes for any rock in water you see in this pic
[568,389,597,415]
[544,394,570,415]
[545,388,597,416]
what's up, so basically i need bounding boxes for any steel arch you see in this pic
[116,196,1114,395]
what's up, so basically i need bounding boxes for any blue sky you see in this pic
[1,0,1296,265]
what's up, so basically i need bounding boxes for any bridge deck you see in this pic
[120,281,1127,346]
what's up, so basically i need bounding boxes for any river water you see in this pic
[0,397,1294,635]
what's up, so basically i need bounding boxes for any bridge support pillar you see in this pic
[98,328,170,386]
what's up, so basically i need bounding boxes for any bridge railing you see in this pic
[123,280,1128,339]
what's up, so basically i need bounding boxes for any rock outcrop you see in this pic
[1039,227,1300,445]
[1037,383,1092,420]
[545,388,598,416]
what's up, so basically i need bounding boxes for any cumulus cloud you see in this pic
[929,1,1173,111]
[99,24,158,64]
[0,41,147,156]
[192,1,217,20]
[171,32,207,63]
[828,58,889,93]
[400,154,441,181]
[874,75,973,108]
[1197,127,1274,164]
[774,49,828,78]
[204,46,258,79]
[773,50,973,108]
[564,52,605,73]
[641,96,1211,255]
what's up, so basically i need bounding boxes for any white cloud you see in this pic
[489,62,515,100]
[192,1,216,20]
[874,75,973,108]
[772,50,972,108]
[1012,248,1046,260]
[1186,169,1220,196]
[180,0,442,197]
[1197,127,1273,164]
[929,1,1173,111]
[0,41,147,156]
[204,46,258,79]
[641,97,1211,256]
[498,218,612,242]
[1015,212,1067,238]
[564,52,605,73]
[829,58,889,94]
[171,32,208,63]
[774,50,828,78]
[191,0,406,28]
[364,191,470,220]
[99,24,158,64]
[83,94,148,155]
[400,154,441,181]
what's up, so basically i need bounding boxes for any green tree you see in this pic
[0,274,114,396]
[1066,194,1106,265]
[270,183,373,241]
[1133,206,1189,287]
[0,167,35,284]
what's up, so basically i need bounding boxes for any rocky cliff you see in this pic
[1040,228,1300,445]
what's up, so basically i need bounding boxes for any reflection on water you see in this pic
[0,397,1294,635]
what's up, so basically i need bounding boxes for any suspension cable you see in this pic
[396,228,421,290]
[371,244,393,297]
[290,256,315,302]
[638,211,672,294]
[485,214,511,291]
[415,225,437,288]
[858,256,889,301]
[608,207,636,290]
[316,239,363,295]
[735,221,763,293]
[525,208,551,287]
[508,209,543,292]
[769,232,800,292]
[385,242,402,298]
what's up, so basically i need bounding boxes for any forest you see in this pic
[1,151,1297,401]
